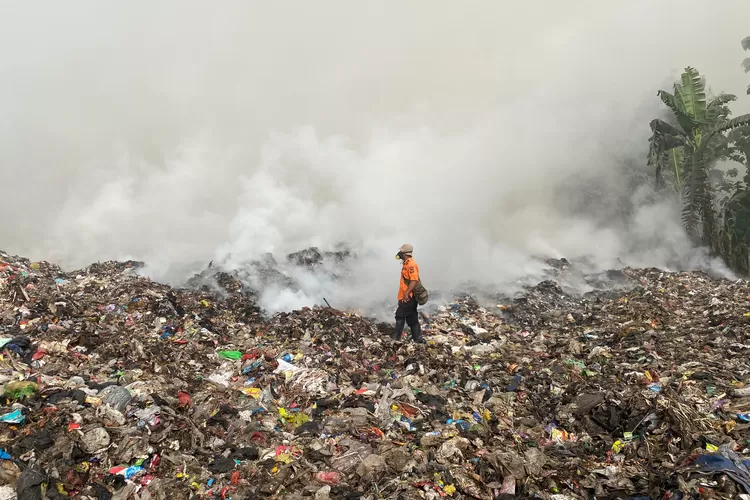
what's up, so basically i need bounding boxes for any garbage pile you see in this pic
[3,248,750,499]
[186,247,353,301]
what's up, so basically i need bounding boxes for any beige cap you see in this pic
[399,244,413,254]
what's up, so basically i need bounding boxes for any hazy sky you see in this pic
[1,1,748,310]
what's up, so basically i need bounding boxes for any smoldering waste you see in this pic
[2,249,750,499]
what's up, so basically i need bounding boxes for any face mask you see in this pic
[395,252,402,260]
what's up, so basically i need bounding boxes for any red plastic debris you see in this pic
[249,431,266,444]
[177,391,192,408]
[230,470,240,485]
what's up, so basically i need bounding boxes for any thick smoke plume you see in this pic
[1,1,749,314]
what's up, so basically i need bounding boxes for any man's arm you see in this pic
[402,281,417,302]
[401,264,419,302]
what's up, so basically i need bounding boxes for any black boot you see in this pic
[408,318,424,343]
[393,318,406,340]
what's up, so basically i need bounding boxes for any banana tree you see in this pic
[727,127,750,173]
[648,67,750,250]
[743,36,750,95]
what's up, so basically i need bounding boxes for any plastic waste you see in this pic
[135,406,161,427]
[314,471,342,484]
[3,250,750,498]
[692,452,750,494]
[3,381,38,399]
[177,390,192,407]
[109,465,144,479]
[0,485,14,500]
[16,465,45,500]
[81,427,111,453]
[356,454,387,482]
[0,409,25,424]
[99,385,132,412]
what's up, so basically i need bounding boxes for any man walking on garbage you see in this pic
[393,244,425,343]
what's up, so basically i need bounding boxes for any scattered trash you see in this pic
[80,427,111,453]
[2,251,750,497]
[688,450,750,494]
[218,350,242,360]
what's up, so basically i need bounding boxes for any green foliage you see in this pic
[648,118,685,190]
[719,190,750,274]
[711,114,750,138]
[711,40,750,273]
[706,94,736,124]
[649,67,750,271]
[727,127,750,173]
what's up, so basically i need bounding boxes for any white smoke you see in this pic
[0,1,746,313]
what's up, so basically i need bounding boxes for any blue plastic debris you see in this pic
[508,374,522,392]
[447,419,471,431]
[693,452,750,494]
[242,360,263,374]
[0,409,25,424]
[114,465,144,479]
[159,325,175,340]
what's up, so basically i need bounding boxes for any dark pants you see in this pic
[394,296,422,340]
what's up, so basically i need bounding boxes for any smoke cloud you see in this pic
[1,1,748,313]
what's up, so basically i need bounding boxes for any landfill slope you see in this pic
[2,250,750,499]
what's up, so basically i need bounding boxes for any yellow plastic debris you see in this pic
[278,408,310,427]
[551,428,575,442]
[612,440,625,453]
[241,387,262,399]
[85,397,102,407]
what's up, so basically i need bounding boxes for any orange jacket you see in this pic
[398,257,420,301]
